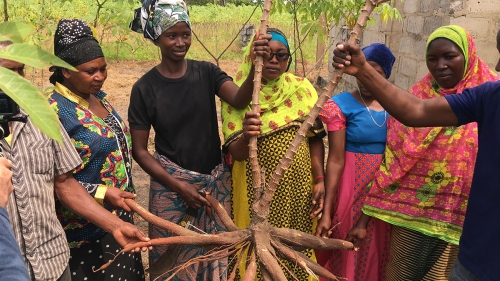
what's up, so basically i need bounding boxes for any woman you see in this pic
[314,43,395,281]
[128,1,270,280]
[47,19,145,281]
[222,28,326,280]
[347,25,498,280]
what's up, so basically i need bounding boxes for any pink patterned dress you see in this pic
[317,92,391,281]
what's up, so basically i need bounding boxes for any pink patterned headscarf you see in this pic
[363,26,499,244]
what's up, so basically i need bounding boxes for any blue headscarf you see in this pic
[130,0,191,42]
[268,31,289,50]
[362,43,395,79]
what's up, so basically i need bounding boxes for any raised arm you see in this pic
[333,43,458,127]
[218,34,272,109]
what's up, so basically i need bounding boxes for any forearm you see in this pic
[355,212,372,228]
[232,66,255,109]
[356,63,457,127]
[227,135,251,161]
[309,138,325,179]
[357,64,423,121]
[55,176,124,233]
[322,160,344,218]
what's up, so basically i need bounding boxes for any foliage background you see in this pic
[2,0,304,62]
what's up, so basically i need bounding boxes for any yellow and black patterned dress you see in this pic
[227,122,324,280]
[221,34,325,279]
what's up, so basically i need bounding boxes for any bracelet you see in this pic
[94,185,108,205]
[314,175,325,181]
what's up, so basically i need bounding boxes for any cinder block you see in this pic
[362,31,386,46]
[407,16,424,34]
[414,39,428,60]
[450,16,491,39]
[399,57,418,77]
[436,0,451,14]
[416,63,430,81]
[420,0,432,13]
[404,0,420,13]
[468,0,500,13]
[369,14,381,32]
[475,40,498,70]
[423,16,443,36]
[399,36,415,54]
[395,74,410,91]
[450,0,463,13]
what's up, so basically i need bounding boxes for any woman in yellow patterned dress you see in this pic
[221,28,326,280]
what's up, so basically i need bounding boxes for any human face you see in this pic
[356,61,386,97]
[426,38,465,89]
[156,22,191,62]
[0,58,25,77]
[495,31,500,72]
[262,40,289,80]
[63,57,107,97]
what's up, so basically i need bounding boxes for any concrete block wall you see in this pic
[329,0,500,93]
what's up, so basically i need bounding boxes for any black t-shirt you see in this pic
[128,60,232,174]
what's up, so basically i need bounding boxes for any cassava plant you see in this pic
[95,0,394,280]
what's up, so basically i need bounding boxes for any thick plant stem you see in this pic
[205,194,239,231]
[255,0,390,220]
[125,199,197,237]
[249,0,272,223]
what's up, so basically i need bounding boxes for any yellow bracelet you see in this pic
[94,185,108,205]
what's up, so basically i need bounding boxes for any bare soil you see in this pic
[41,59,330,280]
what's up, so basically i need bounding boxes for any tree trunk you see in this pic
[316,13,327,63]
[3,0,8,22]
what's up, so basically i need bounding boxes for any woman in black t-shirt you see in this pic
[129,1,269,280]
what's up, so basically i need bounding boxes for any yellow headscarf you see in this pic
[221,36,317,143]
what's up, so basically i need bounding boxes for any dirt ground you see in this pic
[53,59,330,280]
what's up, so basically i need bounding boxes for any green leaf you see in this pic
[0,22,35,43]
[0,67,62,143]
[0,44,76,71]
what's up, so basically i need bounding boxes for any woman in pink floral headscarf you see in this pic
[348,25,498,280]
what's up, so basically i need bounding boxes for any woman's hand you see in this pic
[111,222,152,252]
[315,213,333,238]
[309,180,325,218]
[345,213,371,250]
[104,187,136,212]
[332,43,367,77]
[250,32,272,64]
[242,111,262,142]
[178,182,210,210]
[345,225,367,251]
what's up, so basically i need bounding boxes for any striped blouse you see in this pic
[3,111,81,281]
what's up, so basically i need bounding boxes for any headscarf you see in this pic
[362,25,499,244]
[221,32,317,143]
[130,0,191,43]
[362,43,395,78]
[427,25,469,72]
[49,19,104,84]
[51,19,103,68]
